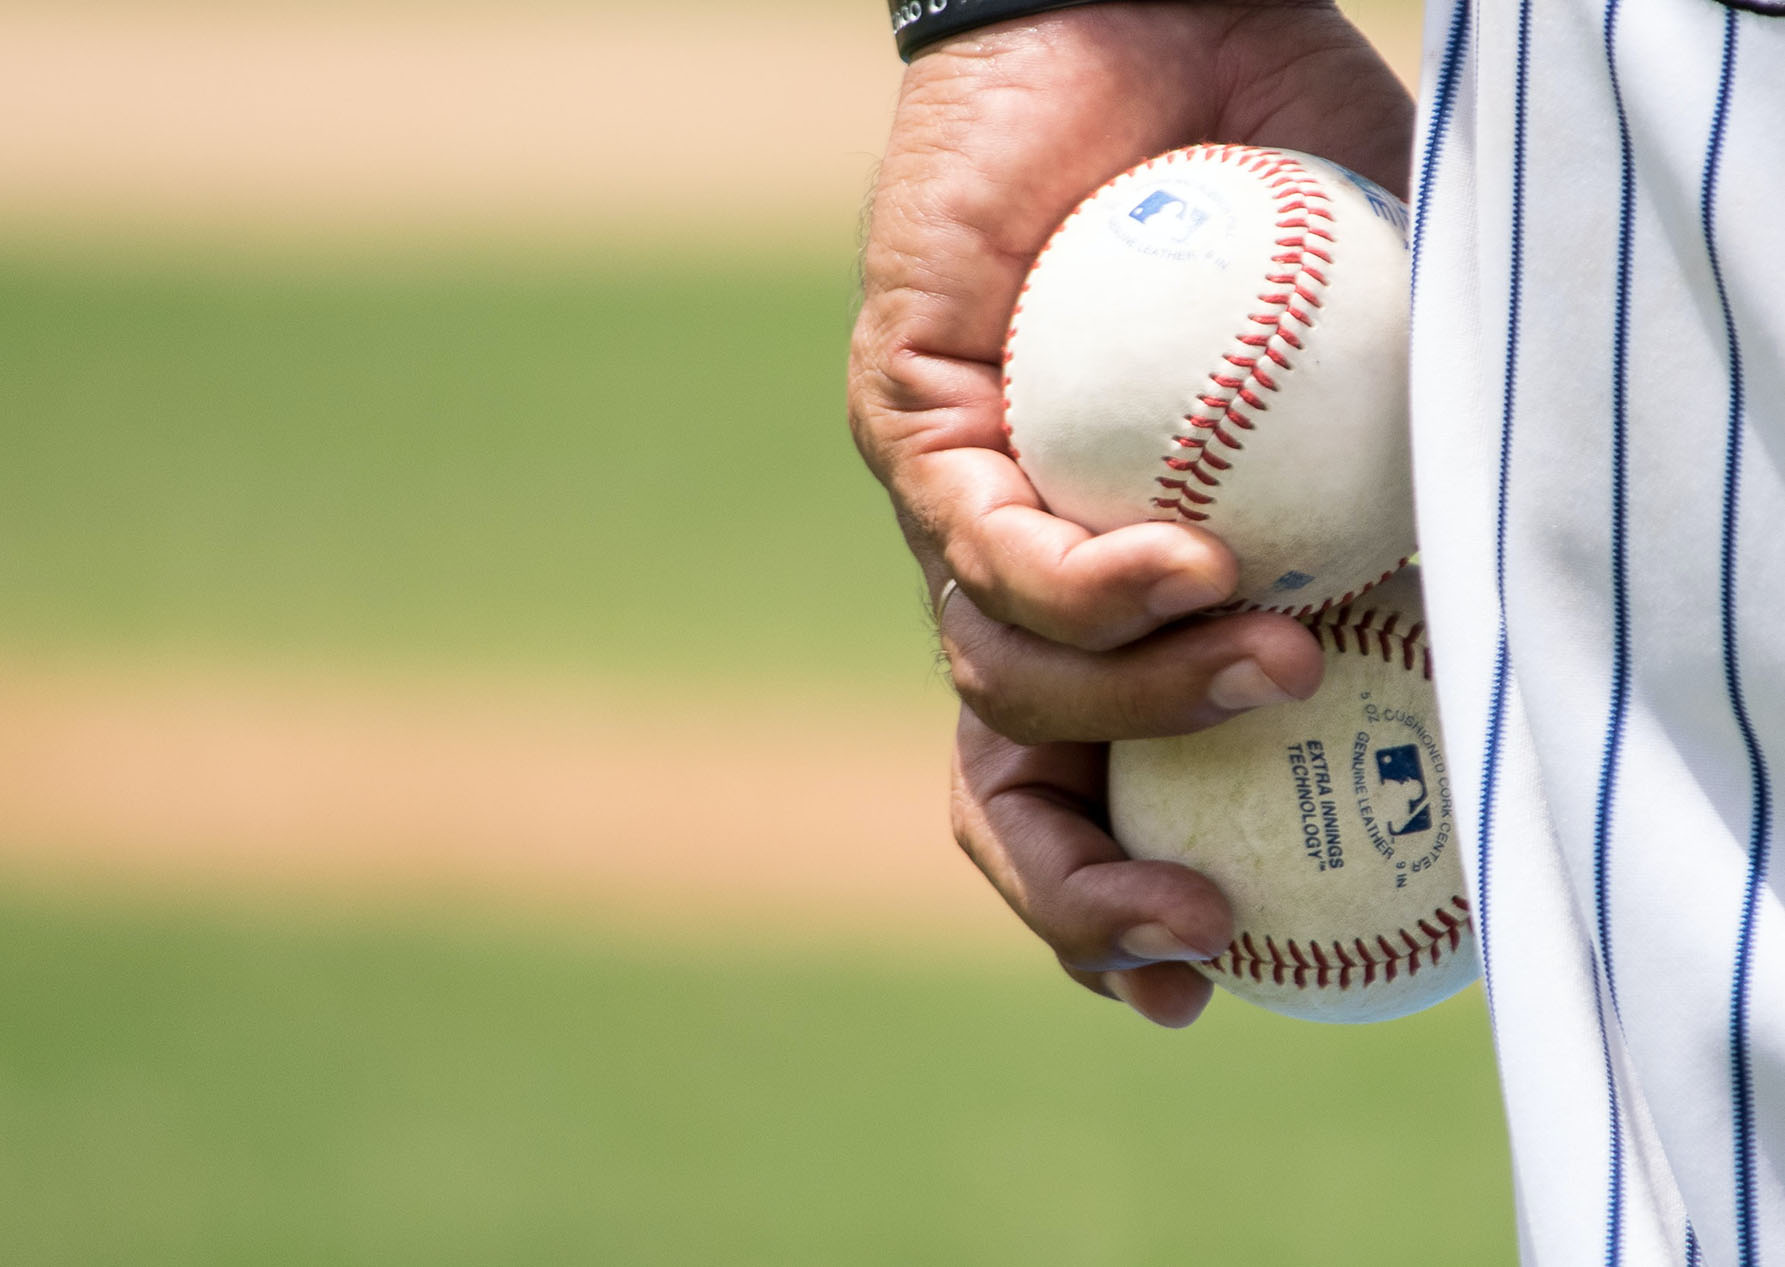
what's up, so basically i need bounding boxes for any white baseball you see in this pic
[1108,567,1478,1023]
[1003,144,1415,613]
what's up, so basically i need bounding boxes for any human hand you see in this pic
[849,2,1415,1023]
[851,0,1414,670]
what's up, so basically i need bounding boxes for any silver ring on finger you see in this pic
[934,577,961,628]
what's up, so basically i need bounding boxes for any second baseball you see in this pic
[1108,568,1478,1024]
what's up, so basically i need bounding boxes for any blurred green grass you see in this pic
[0,886,1512,1266]
[0,251,929,686]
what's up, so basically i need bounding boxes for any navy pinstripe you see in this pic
[1401,0,1785,1257]
[1471,0,1529,1024]
[1701,14,1774,1264]
[1410,0,1472,313]
[1411,0,1478,1006]
[1592,0,1636,1255]
[1593,0,1635,1023]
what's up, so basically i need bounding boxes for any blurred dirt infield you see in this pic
[0,4,1417,252]
[0,666,1005,946]
[0,7,902,253]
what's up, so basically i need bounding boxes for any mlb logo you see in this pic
[1126,189,1206,244]
[1375,744,1432,836]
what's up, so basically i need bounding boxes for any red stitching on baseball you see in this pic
[1206,897,1474,991]
[1002,146,1365,536]
[1148,150,1332,528]
[1300,583,1432,675]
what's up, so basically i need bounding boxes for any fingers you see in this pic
[950,709,1234,1027]
[941,591,1325,745]
[1065,962,1216,1030]
[850,327,1241,649]
[905,445,1241,648]
[850,4,1417,662]
[851,263,1238,653]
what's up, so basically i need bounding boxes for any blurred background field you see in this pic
[0,1,1513,1263]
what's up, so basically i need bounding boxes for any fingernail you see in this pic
[1206,658,1296,712]
[1146,569,1225,621]
[1119,922,1216,963]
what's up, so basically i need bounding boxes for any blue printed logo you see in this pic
[1374,744,1432,836]
[1126,189,1206,241]
[1271,570,1315,592]
[1109,178,1235,262]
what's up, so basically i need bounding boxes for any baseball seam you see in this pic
[1205,896,1473,991]
[1303,592,1434,680]
[1149,146,1332,530]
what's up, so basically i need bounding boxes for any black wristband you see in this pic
[890,0,1113,61]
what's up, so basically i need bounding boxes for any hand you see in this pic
[850,2,1415,1023]
[852,0,1414,664]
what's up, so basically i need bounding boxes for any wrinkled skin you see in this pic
[848,1,1413,1025]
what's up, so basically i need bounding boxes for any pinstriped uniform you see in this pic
[1410,0,1785,1260]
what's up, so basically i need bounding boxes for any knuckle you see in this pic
[945,641,992,706]
[955,674,1055,746]
[1000,879,1109,968]
[938,538,991,606]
